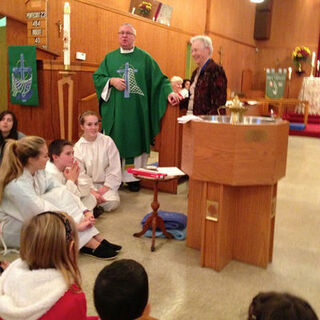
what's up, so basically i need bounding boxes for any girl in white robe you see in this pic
[74,111,121,213]
[0,136,120,259]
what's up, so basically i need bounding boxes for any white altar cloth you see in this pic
[297,77,320,115]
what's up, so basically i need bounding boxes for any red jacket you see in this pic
[0,286,98,320]
[38,286,98,320]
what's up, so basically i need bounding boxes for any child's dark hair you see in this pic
[48,139,73,162]
[94,259,149,320]
[248,292,318,320]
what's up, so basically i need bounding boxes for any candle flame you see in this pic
[64,2,71,14]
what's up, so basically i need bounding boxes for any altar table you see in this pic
[297,77,320,115]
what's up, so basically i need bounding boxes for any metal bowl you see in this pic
[199,115,282,125]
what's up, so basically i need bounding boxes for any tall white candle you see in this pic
[317,60,320,72]
[288,67,292,80]
[311,51,315,67]
[63,2,71,67]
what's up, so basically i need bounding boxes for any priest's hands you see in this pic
[110,77,126,91]
[167,92,182,106]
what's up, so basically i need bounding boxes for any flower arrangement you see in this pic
[292,46,311,73]
[138,1,152,16]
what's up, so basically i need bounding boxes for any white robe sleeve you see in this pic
[74,143,95,191]
[104,137,122,190]
[65,180,82,197]
[3,178,60,222]
[101,79,112,102]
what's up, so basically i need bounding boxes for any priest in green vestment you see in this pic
[93,23,180,191]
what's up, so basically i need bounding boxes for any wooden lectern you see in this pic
[182,118,289,271]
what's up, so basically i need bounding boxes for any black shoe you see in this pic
[80,243,118,260]
[101,239,122,252]
[93,206,104,219]
[127,181,140,192]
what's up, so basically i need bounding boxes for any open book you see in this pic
[127,167,185,179]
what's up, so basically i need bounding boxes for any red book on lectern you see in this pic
[127,168,167,179]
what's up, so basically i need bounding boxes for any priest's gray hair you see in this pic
[119,23,136,36]
[190,35,213,56]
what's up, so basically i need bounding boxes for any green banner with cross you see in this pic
[8,45,39,106]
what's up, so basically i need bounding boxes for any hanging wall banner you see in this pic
[8,45,39,106]
[265,70,286,99]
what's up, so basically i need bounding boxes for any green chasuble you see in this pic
[93,47,172,162]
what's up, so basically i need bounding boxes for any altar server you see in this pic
[74,111,121,213]
[46,139,98,213]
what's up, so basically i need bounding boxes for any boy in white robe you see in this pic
[46,139,101,215]
[74,111,121,213]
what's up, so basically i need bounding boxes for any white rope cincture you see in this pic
[0,221,19,256]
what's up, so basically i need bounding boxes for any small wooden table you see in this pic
[133,175,174,251]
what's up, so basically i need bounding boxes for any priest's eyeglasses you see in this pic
[118,31,135,36]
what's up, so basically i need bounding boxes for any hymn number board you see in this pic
[26,0,48,49]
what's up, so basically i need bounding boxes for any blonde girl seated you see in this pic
[0,211,98,320]
[0,136,120,259]
[74,111,121,213]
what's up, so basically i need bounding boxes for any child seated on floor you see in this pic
[74,111,121,213]
[46,139,104,218]
[0,211,99,320]
[93,259,157,320]
[248,291,318,320]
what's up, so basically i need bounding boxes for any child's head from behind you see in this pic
[48,139,74,169]
[94,259,149,320]
[20,211,81,289]
[248,291,318,320]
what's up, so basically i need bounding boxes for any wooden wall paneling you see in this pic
[76,0,131,13]
[210,34,257,92]
[266,0,320,47]
[208,0,256,47]
[254,0,320,93]
[0,0,26,22]
[165,0,207,35]
[6,17,27,45]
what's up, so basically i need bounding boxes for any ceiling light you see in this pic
[250,0,264,3]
